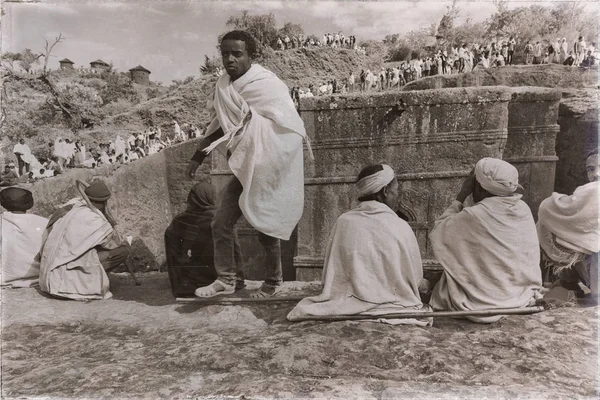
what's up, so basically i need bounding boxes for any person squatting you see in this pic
[1,31,598,326]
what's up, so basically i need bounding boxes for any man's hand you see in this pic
[186,160,201,179]
[456,168,475,203]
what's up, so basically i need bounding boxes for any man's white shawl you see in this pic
[537,181,599,255]
[39,199,113,300]
[429,196,543,323]
[1,212,48,287]
[202,64,309,240]
[288,201,432,326]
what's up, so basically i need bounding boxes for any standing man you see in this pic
[524,41,534,64]
[533,41,543,64]
[187,30,310,298]
[574,36,587,66]
[507,37,516,65]
[13,138,31,176]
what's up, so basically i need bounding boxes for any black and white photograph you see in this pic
[0,0,598,398]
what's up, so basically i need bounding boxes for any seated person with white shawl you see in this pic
[39,180,131,300]
[429,158,543,323]
[537,149,599,300]
[1,187,48,287]
[288,164,432,326]
[187,30,310,299]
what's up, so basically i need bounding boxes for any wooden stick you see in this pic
[294,306,546,322]
[176,295,307,304]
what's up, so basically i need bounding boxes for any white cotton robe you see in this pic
[1,212,48,287]
[537,181,599,255]
[288,201,432,326]
[204,64,307,240]
[429,196,543,323]
[39,199,114,300]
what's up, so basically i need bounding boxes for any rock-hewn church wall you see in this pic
[403,66,593,195]
[504,87,561,217]
[293,87,512,280]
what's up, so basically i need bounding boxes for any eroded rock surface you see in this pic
[1,273,597,399]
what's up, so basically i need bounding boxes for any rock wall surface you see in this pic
[295,86,512,280]
[504,87,561,217]
[403,65,597,194]
[555,89,599,194]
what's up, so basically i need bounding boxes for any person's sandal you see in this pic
[194,280,235,298]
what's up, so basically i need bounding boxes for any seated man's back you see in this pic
[288,164,431,326]
[0,187,48,287]
[429,158,542,323]
[39,180,130,300]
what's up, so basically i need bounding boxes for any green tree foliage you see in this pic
[225,10,278,49]
[486,1,598,47]
[1,52,22,70]
[436,0,460,45]
[388,44,412,61]
[56,82,104,128]
[18,49,42,73]
[199,55,221,75]
[278,22,304,39]
[99,72,139,106]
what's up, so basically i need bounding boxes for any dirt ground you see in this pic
[1,272,598,399]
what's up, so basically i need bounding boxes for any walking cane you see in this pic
[76,180,140,286]
[292,306,546,322]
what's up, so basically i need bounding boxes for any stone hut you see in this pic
[89,59,110,71]
[59,58,74,70]
[129,65,151,85]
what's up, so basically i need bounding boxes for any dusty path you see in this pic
[1,273,598,399]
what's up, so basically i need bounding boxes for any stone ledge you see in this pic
[299,86,513,110]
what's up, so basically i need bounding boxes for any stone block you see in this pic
[294,86,512,278]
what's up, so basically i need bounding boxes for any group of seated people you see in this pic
[1,181,131,299]
[1,153,598,326]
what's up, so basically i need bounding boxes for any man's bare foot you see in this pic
[194,280,235,298]
[249,284,281,299]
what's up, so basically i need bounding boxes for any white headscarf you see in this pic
[356,164,395,198]
[474,158,522,197]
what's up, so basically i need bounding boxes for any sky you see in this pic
[0,0,582,83]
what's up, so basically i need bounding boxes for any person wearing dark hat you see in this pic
[1,187,48,287]
[0,163,19,187]
[39,180,131,300]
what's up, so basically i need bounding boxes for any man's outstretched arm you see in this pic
[186,127,225,178]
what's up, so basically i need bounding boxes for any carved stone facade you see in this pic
[504,87,561,217]
[170,86,561,282]
[293,87,513,280]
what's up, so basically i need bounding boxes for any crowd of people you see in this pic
[287,34,599,100]
[1,120,203,186]
[275,31,358,51]
[524,36,597,67]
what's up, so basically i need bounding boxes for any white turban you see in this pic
[356,164,395,198]
[474,158,522,197]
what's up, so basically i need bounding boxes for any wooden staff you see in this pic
[176,295,306,304]
[177,297,545,321]
[293,306,546,322]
